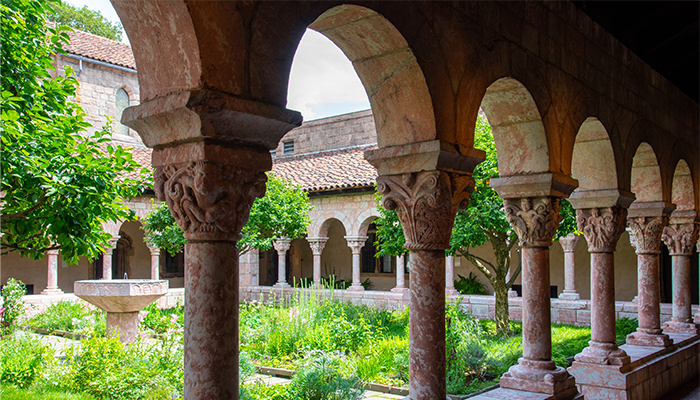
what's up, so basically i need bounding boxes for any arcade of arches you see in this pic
[110,2,698,400]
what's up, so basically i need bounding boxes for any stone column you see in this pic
[307,237,328,289]
[573,206,630,365]
[558,233,581,300]
[41,249,64,295]
[661,218,700,335]
[152,143,273,400]
[147,246,161,280]
[272,237,292,288]
[102,236,119,280]
[697,238,700,323]
[391,254,408,292]
[626,202,674,347]
[495,197,578,397]
[445,255,459,295]
[377,170,474,400]
[345,236,368,291]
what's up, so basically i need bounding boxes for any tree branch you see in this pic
[1,194,48,222]
[507,248,523,288]
[461,250,496,286]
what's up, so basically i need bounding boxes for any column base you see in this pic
[445,287,459,296]
[346,284,365,292]
[558,291,580,301]
[500,361,580,399]
[574,342,630,365]
[40,288,64,295]
[662,321,700,335]
[391,286,409,293]
[273,282,291,289]
[626,329,673,347]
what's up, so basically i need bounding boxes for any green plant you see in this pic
[1,278,27,335]
[26,300,105,336]
[285,351,364,400]
[139,301,183,334]
[0,335,53,389]
[616,317,638,345]
[360,278,372,290]
[454,272,487,295]
[0,384,96,400]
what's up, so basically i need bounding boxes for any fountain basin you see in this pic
[74,279,169,343]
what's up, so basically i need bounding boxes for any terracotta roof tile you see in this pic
[272,145,377,192]
[64,29,136,70]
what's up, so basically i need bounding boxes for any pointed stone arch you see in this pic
[572,118,618,192]
[631,143,664,202]
[671,160,696,212]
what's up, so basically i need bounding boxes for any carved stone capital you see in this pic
[345,236,368,254]
[662,223,699,256]
[272,237,292,253]
[627,216,669,255]
[153,143,271,242]
[104,236,120,253]
[558,233,581,253]
[308,237,329,255]
[576,206,628,253]
[504,197,562,247]
[377,171,474,251]
[147,246,161,256]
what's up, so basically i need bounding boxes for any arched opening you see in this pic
[480,77,549,176]
[571,118,618,191]
[317,218,350,284]
[630,143,663,202]
[671,160,695,211]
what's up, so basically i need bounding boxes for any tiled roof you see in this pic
[64,29,136,70]
[272,145,377,192]
[97,142,153,181]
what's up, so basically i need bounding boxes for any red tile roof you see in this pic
[272,145,377,192]
[64,29,136,70]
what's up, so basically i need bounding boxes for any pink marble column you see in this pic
[273,237,292,288]
[445,255,459,295]
[558,233,581,300]
[147,246,160,280]
[391,254,408,293]
[697,238,700,323]
[345,236,368,291]
[573,207,630,365]
[376,170,474,400]
[152,143,272,400]
[626,208,673,347]
[498,197,579,398]
[307,237,328,289]
[41,249,64,295]
[661,220,700,335]
[102,237,119,280]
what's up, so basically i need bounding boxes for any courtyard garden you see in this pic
[0,280,639,400]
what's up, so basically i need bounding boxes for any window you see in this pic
[283,141,294,155]
[165,251,185,277]
[361,223,394,274]
[270,149,277,157]
[115,88,130,135]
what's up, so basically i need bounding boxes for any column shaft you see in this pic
[392,254,406,292]
[149,249,160,280]
[102,250,113,280]
[564,251,576,292]
[41,250,63,295]
[184,242,239,399]
[313,253,321,287]
[661,222,699,335]
[445,255,458,295]
[672,256,692,323]
[277,250,287,285]
[590,253,616,344]
[409,250,446,400]
[521,247,552,362]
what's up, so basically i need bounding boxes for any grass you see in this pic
[0,385,95,400]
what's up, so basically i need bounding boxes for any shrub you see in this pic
[139,301,183,334]
[285,351,364,400]
[0,335,53,389]
[26,300,105,336]
[616,317,638,345]
[454,272,487,295]
[1,278,27,335]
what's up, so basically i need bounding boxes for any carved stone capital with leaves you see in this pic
[153,144,270,242]
[345,236,368,255]
[504,197,562,247]
[377,171,474,251]
[576,206,628,253]
[662,223,699,256]
[627,216,669,255]
[273,237,292,254]
[308,237,329,255]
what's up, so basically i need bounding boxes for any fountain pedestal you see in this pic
[74,279,169,344]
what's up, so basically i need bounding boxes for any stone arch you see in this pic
[630,142,664,202]
[317,216,350,238]
[356,210,379,237]
[307,5,436,147]
[479,77,549,176]
[671,160,696,211]
[571,118,619,191]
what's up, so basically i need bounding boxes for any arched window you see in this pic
[114,88,130,135]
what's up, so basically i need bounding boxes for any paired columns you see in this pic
[147,245,161,280]
[307,237,328,289]
[272,237,292,288]
[41,249,64,295]
[345,236,368,291]
[101,236,119,280]
[558,233,581,300]
[626,202,675,347]
[661,214,699,335]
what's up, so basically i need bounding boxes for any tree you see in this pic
[375,115,577,336]
[142,173,313,256]
[1,0,149,264]
[46,0,123,41]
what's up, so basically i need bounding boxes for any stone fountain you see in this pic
[74,279,169,344]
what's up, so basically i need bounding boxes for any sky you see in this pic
[67,0,370,121]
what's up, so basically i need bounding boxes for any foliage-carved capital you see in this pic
[504,197,562,248]
[662,223,699,256]
[272,237,292,253]
[627,216,668,255]
[345,236,368,254]
[377,171,474,251]
[307,237,329,255]
[576,206,628,253]
[558,233,581,253]
[153,146,269,242]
